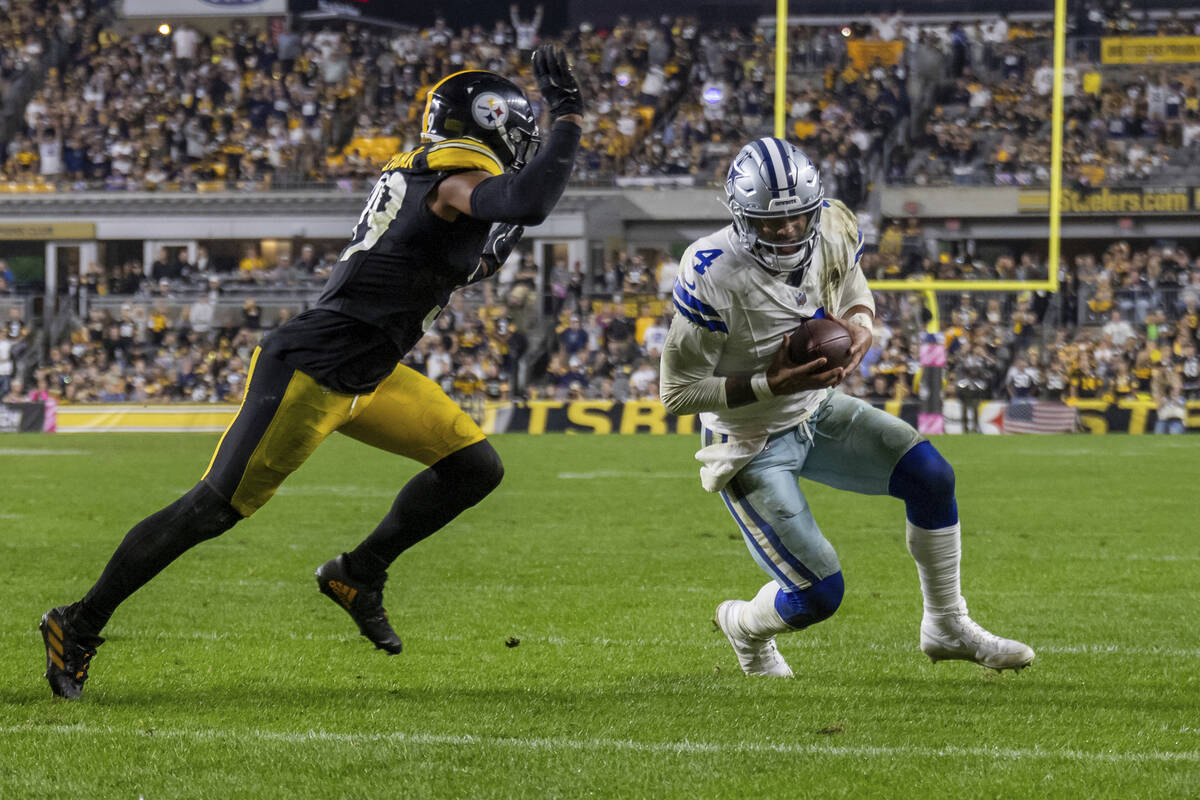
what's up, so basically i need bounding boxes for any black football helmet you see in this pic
[421,70,541,171]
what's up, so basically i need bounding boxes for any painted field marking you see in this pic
[1059,552,1200,562]
[0,448,91,456]
[557,471,694,479]
[4,626,1195,660]
[0,724,1195,764]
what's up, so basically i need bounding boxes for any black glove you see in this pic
[467,223,525,285]
[532,45,584,120]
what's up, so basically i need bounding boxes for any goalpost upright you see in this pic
[772,0,1069,300]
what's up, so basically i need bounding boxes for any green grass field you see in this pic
[1,432,1198,799]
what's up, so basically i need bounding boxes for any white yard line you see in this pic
[4,626,1196,659]
[0,448,91,456]
[0,724,1194,763]
[1067,553,1200,562]
[557,471,695,479]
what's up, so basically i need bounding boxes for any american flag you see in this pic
[1002,401,1079,434]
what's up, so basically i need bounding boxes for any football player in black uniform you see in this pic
[40,46,584,699]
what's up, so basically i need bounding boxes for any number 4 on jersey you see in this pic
[692,249,722,275]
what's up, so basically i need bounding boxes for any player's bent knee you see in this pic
[889,441,955,502]
[775,572,844,629]
[435,440,504,506]
[181,480,243,543]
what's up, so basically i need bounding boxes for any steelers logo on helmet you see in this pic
[472,92,509,130]
[423,71,539,170]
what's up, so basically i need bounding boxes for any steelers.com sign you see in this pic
[124,0,287,16]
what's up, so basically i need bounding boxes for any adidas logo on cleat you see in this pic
[40,606,103,699]
[314,555,404,655]
[326,580,358,609]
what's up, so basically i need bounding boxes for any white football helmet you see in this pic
[724,137,824,278]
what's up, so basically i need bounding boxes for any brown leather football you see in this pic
[787,317,854,369]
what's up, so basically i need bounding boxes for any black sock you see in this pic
[347,441,504,576]
[342,549,389,583]
[70,481,242,638]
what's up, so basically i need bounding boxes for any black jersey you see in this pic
[262,138,505,393]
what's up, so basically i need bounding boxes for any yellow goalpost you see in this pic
[772,0,1068,297]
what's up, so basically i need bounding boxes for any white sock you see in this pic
[737,580,792,639]
[905,520,965,617]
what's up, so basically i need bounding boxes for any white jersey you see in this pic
[660,199,874,441]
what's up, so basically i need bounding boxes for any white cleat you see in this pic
[715,600,794,677]
[920,603,1035,671]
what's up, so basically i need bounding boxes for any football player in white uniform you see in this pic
[660,137,1034,677]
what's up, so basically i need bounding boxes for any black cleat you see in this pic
[315,554,403,655]
[40,606,103,700]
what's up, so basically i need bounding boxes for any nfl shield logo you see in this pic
[796,291,807,306]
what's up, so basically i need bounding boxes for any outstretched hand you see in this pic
[532,45,584,119]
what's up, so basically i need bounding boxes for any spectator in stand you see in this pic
[628,358,658,399]
[0,259,14,293]
[510,4,543,60]
[558,314,588,358]
[1103,310,1136,348]
[1005,354,1039,400]
[1152,371,1186,434]
[641,312,670,359]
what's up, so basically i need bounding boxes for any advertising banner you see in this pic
[1018,186,1194,215]
[479,400,920,435]
[0,222,96,240]
[56,405,237,433]
[0,402,46,433]
[960,398,1200,434]
[123,0,287,17]
[846,40,904,70]
[1101,36,1200,64]
[46,399,1199,435]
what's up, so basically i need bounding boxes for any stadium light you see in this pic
[158,23,171,36]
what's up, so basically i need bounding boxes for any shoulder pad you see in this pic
[424,138,504,175]
[673,243,731,334]
[382,148,424,172]
[822,199,863,263]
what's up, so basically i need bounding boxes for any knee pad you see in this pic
[889,441,955,501]
[888,442,958,529]
[435,440,504,506]
[774,572,845,629]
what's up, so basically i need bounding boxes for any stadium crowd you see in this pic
[4,239,1198,433]
[1,3,1198,432]
[3,5,698,190]
[5,2,1198,193]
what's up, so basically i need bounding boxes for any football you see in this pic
[787,317,854,369]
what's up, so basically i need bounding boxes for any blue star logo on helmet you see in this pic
[472,93,509,130]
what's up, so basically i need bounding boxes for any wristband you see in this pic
[848,312,873,331]
[750,373,774,402]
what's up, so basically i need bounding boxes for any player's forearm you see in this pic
[659,374,728,415]
[469,119,581,225]
[661,312,780,413]
[662,372,770,413]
